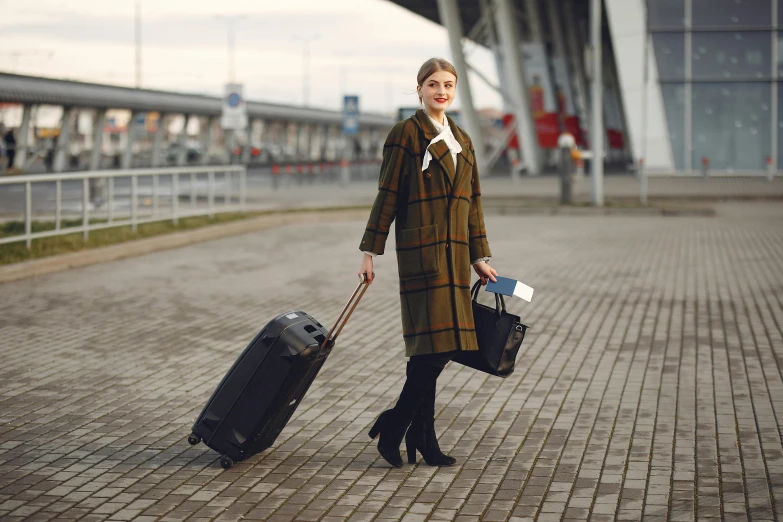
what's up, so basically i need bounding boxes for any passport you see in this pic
[485,276,534,302]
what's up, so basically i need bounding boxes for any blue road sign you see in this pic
[227,92,242,108]
[343,95,359,135]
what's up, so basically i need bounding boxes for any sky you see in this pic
[0,0,503,115]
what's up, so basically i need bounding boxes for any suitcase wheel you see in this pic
[187,433,201,446]
[220,456,234,469]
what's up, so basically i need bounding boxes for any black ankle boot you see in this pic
[368,409,405,468]
[404,386,456,466]
[367,361,434,468]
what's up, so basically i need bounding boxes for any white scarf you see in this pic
[421,113,462,172]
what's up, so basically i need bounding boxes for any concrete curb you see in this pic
[0,209,368,285]
[485,204,716,217]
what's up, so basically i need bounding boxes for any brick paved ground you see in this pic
[1,202,782,521]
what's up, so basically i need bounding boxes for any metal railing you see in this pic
[0,165,246,248]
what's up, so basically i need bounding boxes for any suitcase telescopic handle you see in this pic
[321,273,373,349]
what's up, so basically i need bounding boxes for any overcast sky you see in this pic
[0,0,502,114]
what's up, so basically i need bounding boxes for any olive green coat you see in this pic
[359,109,492,357]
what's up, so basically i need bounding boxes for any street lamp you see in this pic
[294,34,320,106]
[216,15,241,83]
[135,0,142,88]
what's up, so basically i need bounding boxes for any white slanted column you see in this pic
[14,104,32,169]
[493,0,541,176]
[604,0,673,171]
[436,0,485,172]
[53,107,77,173]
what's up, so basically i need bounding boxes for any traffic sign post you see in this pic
[221,83,247,130]
[342,95,359,136]
[221,83,247,164]
[341,95,359,185]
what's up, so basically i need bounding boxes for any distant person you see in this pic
[0,125,6,168]
[3,128,15,170]
[358,58,498,468]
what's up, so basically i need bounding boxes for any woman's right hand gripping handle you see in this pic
[359,253,375,283]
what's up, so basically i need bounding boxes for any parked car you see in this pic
[166,141,203,164]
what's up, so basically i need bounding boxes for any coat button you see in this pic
[425,172,432,179]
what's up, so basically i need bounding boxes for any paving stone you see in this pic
[2,206,783,521]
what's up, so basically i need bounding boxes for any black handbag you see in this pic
[452,280,530,378]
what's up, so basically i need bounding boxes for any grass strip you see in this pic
[0,206,370,266]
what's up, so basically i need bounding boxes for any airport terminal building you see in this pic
[392,0,780,174]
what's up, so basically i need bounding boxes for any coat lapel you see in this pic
[414,110,457,184]
[427,140,455,184]
[446,114,474,200]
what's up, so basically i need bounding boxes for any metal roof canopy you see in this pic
[0,73,394,127]
[389,0,541,47]
[391,1,484,40]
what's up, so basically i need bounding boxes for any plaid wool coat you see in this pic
[360,109,492,357]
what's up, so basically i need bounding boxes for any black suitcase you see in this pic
[188,276,370,469]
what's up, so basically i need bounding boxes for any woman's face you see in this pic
[417,70,457,117]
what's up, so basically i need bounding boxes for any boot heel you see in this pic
[406,441,417,464]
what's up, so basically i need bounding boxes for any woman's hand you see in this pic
[359,254,375,283]
[473,262,498,286]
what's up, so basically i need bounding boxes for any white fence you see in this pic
[0,165,246,248]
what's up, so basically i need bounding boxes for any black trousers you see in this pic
[409,351,454,372]
[391,351,455,424]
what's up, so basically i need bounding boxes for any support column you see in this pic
[436,0,485,172]
[90,109,107,171]
[13,104,32,169]
[224,129,236,164]
[151,113,166,168]
[176,115,191,166]
[323,125,339,161]
[563,0,590,126]
[494,0,541,176]
[265,121,278,163]
[482,0,510,113]
[200,116,214,166]
[298,124,310,161]
[53,107,76,173]
[590,0,604,206]
[547,0,581,131]
[241,119,254,164]
[317,125,329,161]
[123,111,141,169]
[605,43,633,163]
[523,0,558,110]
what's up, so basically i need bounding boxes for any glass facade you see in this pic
[648,0,777,171]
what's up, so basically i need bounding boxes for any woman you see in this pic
[358,58,498,468]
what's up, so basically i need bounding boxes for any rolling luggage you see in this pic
[187,276,370,469]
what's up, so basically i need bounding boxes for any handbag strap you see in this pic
[471,280,506,317]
